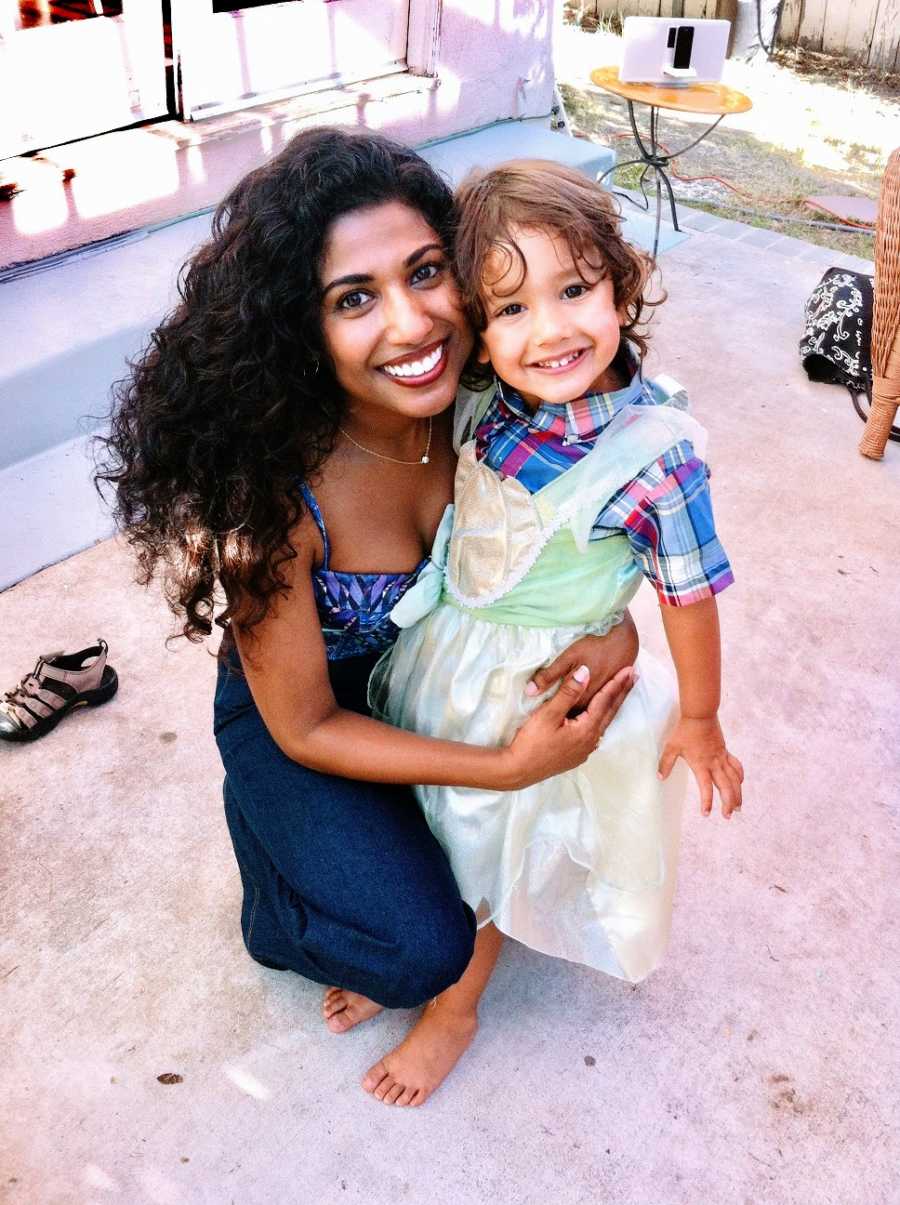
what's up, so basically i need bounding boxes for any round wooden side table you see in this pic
[589,66,752,258]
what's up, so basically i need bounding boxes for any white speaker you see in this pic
[619,17,731,86]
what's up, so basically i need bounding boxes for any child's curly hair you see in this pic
[454,159,660,381]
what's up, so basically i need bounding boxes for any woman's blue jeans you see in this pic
[213,648,476,1009]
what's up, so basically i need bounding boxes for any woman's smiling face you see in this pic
[320,201,473,421]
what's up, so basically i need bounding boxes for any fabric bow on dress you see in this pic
[389,504,455,629]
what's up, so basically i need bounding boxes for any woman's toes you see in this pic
[384,1083,405,1106]
[323,989,383,1033]
[323,991,348,1025]
[325,1010,353,1034]
[374,1075,397,1102]
[361,1007,476,1106]
[323,986,343,1011]
[362,1060,390,1096]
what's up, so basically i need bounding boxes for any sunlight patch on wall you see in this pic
[68,132,180,221]
[11,166,70,237]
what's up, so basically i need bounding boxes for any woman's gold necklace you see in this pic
[339,416,433,465]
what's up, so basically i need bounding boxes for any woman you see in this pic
[97,127,638,1106]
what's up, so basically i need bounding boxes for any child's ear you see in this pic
[475,339,491,365]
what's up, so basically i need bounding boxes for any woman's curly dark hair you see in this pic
[95,127,456,643]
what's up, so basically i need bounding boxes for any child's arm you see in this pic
[657,597,743,818]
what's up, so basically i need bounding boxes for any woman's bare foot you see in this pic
[322,987,384,1034]
[362,1003,478,1106]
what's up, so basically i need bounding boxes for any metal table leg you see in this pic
[598,101,726,260]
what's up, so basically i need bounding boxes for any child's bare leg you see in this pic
[362,922,504,1107]
[322,987,384,1034]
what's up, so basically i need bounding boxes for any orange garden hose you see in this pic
[607,129,877,232]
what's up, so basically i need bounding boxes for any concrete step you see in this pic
[420,119,615,183]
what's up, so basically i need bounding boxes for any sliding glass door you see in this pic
[0,1,167,159]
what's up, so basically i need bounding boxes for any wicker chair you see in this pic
[860,147,900,459]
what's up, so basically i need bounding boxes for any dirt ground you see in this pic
[555,21,899,260]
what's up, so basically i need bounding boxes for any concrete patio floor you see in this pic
[2,222,899,1205]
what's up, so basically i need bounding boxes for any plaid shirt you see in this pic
[474,372,734,607]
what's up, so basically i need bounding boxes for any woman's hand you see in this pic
[525,614,639,709]
[501,664,636,790]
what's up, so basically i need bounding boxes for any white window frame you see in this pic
[406,0,442,77]
[170,0,442,123]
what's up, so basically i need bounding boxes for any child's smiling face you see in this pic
[477,225,624,409]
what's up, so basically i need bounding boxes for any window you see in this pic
[171,0,410,121]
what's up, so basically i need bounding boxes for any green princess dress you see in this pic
[370,389,710,983]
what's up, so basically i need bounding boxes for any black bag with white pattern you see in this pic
[800,267,872,395]
[800,267,898,442]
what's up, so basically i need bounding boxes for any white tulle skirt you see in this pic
[371,605,687,983]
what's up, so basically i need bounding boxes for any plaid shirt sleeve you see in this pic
[592,440,734,606]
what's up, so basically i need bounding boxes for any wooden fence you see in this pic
[575,2,721,17]
[779,0,900,70]
[577,1,900,70]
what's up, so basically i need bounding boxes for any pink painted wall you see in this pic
[426,0,556,131]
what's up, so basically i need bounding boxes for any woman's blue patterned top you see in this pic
[301,484,428,661]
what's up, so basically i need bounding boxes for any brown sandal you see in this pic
[0,640,118,743]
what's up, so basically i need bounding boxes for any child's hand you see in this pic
[657,715,744,818]
[525,614,639,708]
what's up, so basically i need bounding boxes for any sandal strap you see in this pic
[0,697,39,729]
[3,664,77,729]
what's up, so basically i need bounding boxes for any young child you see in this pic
[370,159,742,1065]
